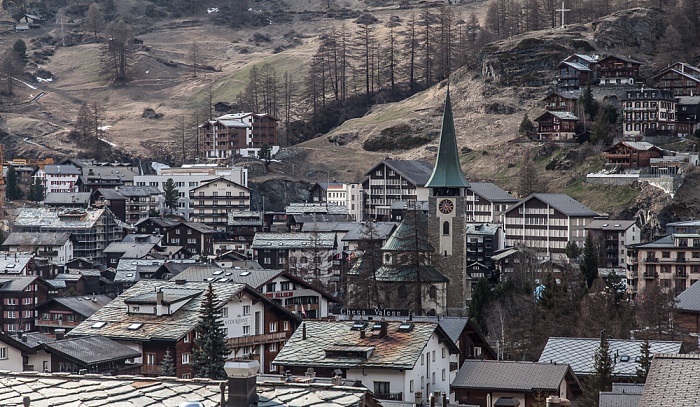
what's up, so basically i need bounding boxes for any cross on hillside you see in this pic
[556,1,570,28]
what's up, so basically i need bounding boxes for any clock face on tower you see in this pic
[438,199,454,214]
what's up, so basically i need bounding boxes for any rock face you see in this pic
[249,178,312,212]
[591,8,665,54]
[478,7,665,88]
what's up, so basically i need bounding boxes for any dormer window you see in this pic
[384,254,392,265]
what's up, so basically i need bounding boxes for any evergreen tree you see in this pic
[5,166,22,200]
[581,330,616,407]
[636,338,652,382]
[580,233,598,288]
[259,143,272,168]
[565,241,580,259]
[163,178,179,215]
[580,82,598,119]
[518,113,536,138]
[191,284,230,380]
[161,348,175,376]
[12,39,27,64]
[604,270,625,304]
[469,277,491,333]
[28,177,44,202]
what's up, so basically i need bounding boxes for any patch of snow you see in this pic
[99,138,117,148]
[145,70,149,74]
[14,78,37,89]
[36,77,52,83]
[98,125,112,131]
[207,7,219,13]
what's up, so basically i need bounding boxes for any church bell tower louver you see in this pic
[426,88,471,315]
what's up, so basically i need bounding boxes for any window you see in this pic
[270,342,277,352]
[181,373,191,379]
[442,369,446,381]
[373,382,390,396]
[409,380,414,393]
[182,353,190,364]
[221,307,228,318]
[243,305,250,316]
[432,350,435,362]
[432,372,436,384]
[281,282,291,291]
[184,332,191,343]
[283,321,290,331]
[266,283,276,292]
[442,348,446,359]
[243,325,250,335]
[662,251,671,258]
[421,354,424,365]
[0,347,6,359]
[442,221,450,235]
[269,322,277,332]
[146,353,156,365]
[6,298,16,305]
[22,297,32,305]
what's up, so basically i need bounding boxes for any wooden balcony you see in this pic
[35,319,80,328]
[228,332,287,348]
[141,365,162,376]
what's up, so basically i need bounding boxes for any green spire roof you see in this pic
[425,89,470,189]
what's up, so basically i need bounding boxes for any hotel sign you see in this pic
[339,308,410,317]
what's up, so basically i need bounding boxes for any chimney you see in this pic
[360,330,365,339]
[380,318,388,338]
[55,329,65,340]
[156,287,164,305]
[546,396,562,407]
[302,323,307,340]
[224,360,259,407]
[305,367,316,380]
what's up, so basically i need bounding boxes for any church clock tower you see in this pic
[426,89,471,315]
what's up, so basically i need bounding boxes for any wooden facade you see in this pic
[597,55,641,85]
[544,91,579,113]
[534,111,579,141]
[557,61,592,89]
[652,62,700,97]
[604,141,663,169]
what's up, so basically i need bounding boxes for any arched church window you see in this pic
[442,221,450,235]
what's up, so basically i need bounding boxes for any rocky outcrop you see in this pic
[591,8,665,54]
[249,178,313,212]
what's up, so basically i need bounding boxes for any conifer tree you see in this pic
[518,113,535,138]
[469,277,491,333]
[581,330,616,407]
[565,241,580,259]
[580,233,598,288]
[5,166,22,200]
[28,177,44,202]
[191,284,230,380]
[161,348,175,376]
[163,178,179,215]
[636,338,652,382]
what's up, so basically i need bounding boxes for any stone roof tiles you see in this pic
[451,360,575,392]
[639,353,700,407]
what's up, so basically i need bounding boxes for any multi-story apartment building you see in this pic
[2,232,74,264]
[362,160,433,221]
[622,88,676,137]
[676,96,700,137]
[13,208,120,267]
[134,165,247,219]
[114,186,162,224]
[466,223,505,281]
[309,182,363,220]
[189,177,251,228]
[35,165,81,194]
[503,194,598,260]
[597,55,642,86]
[651,62,700,97]
[0,276,49,332]
[199,112,279,159]
[251,232,340,294]
[666,220,700,235]
[67,280,300,377]
[163,222,215,257]
[465,182,519,224]
[585,220,639,269]
[626,234,700,296]
[226,211,265,253]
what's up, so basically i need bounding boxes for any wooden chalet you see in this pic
[557,61,592,89]
[534,111,579,141]
[543,90,580,113]
[652,62,700,97]
[604,141,663,169]
[598,55,642,86]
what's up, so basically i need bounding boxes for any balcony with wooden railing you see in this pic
[228,332,287,348]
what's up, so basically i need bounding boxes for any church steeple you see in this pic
[425,88,470,189]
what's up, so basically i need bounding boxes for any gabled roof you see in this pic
[0,276,41,292]
[272,320,458,370]
[43,192,91,205]
[68,280,243,342]
[508,194,598,217]
[191,176,249,192]
[95,188,126,200]
[170,221,216,234]
[599,55,641,65]
[538,337,682,377]
[134,216,180,228]
[382,211,432,252]
[0,371,374,407]
[364,160,434,186]
[452,360,578,393]
[638,354,700,407]
[43,336,141,365]
[585,220,636,231]
[425,90,470,189]
[599,383,644,407]
[301,221,357,233]
[605,141,661,152]
[341,222,398,242]
[252,232,336,250]
[466,223,501,236]
[628,234,674,249]
[558,61,590,72]
[46,295,113,318]
[115,186,161,197]
[535,111,580,121]
[103,242,156,259]
[3,232,71,247]
[43,165,81,175]
[676,280,700,312]
[285,203,349,216]
[469,182,518,203]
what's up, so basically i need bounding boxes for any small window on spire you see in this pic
[443,221,450,235]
